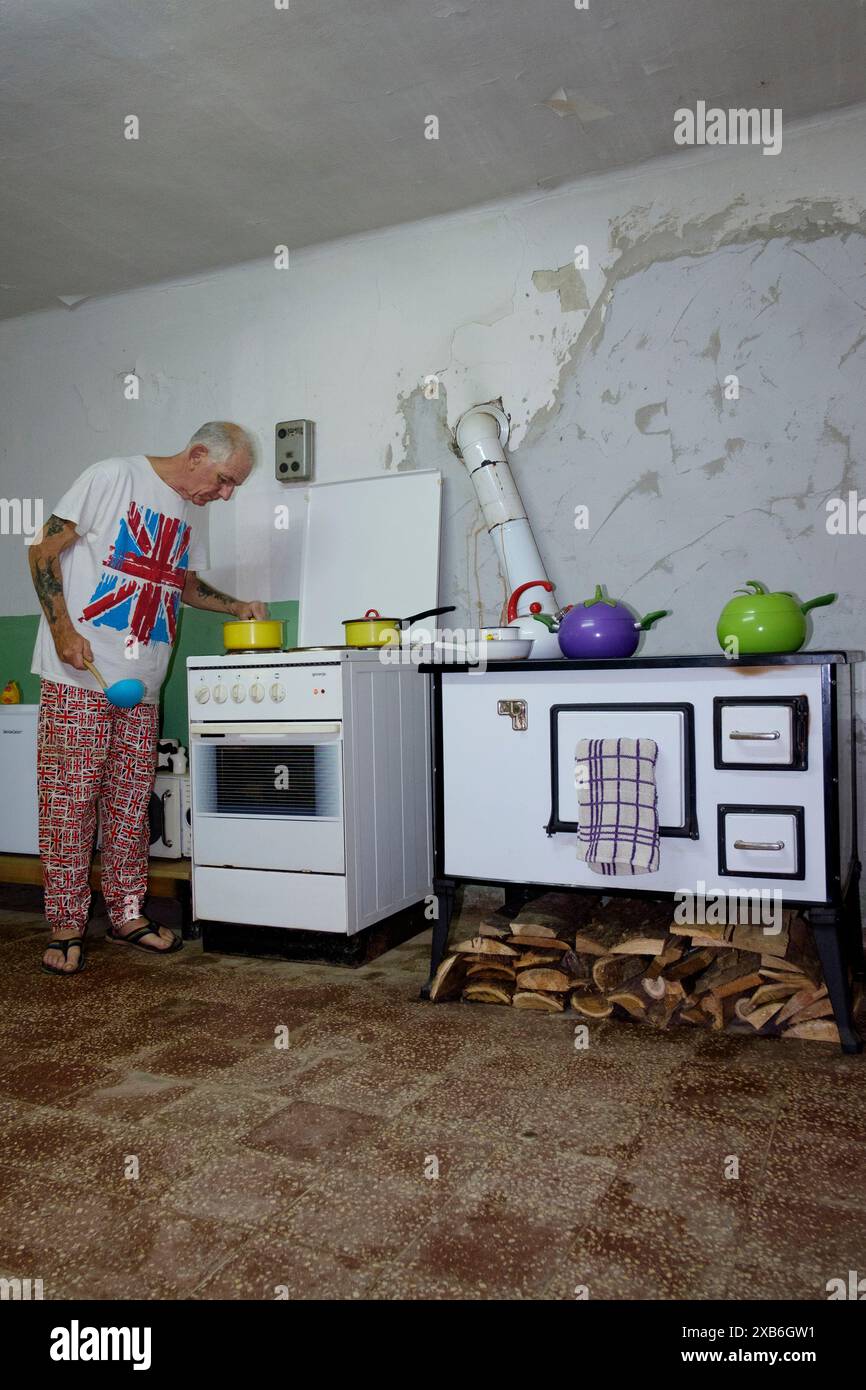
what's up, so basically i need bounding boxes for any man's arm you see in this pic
[182,572,267,621]
[28,515,94,670]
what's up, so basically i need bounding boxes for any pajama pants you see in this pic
[37,680,159,934]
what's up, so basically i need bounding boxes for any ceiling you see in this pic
[2,0,865,319]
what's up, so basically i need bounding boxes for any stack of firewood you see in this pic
[429,895,846,1044]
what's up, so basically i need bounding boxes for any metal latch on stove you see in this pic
[498,699,527,731]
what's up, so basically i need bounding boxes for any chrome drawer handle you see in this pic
[729,730,781,740]
[733,839,785,851]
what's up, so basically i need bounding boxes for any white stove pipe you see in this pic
[454,403,553,618]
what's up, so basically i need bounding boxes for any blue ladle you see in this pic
[85,659,146,709]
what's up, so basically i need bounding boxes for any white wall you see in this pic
[1,103,864,668]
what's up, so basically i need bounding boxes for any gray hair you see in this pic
[187,421,254,464]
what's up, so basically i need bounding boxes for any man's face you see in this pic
[184,446,251,505]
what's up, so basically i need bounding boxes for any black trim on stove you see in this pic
[717,803,806,881]
[546,702,698,840]
[712,694,809,771]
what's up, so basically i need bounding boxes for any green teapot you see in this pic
[716,580,836,654]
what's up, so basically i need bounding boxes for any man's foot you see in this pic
[42,930,84,974]
[109,916,181,953]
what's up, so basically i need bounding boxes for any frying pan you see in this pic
[343,606,455,648]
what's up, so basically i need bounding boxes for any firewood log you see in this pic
[609,934,670,956]
[512,949,568,970]
[463,982,513,1005]
[505,936,569,953]
[640,940,684,983]
[516,967,572,993]
[454,936,517,957]
[786,996,834,1025]
[747,982,802,1008]
[509,922,559,939]
[428,954,467,1002]
[466,962,517,982]
[643,979,685,1024]
[784,1019,839,1043]
[734,997,785,1030]
[570,991,613,1018]
[775,985,828,1027]
[607,987,648,1019]
[592,953,646,993]
[665,947,717,981]
[729,917,791,956]
[560,949,597,980]
[759,969,813,992]
[570,921,643,956]
[478,921,509,939]
[700,992,736,1030]
[691,952,762,1000]
[680,1005,707,1025]
[513,991,566,1012]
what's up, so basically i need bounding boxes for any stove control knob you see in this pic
[231,683,247,703]
[194,687,210,704]
[213,684,228,704]
[250,682,265,702]
[270,682,286,703]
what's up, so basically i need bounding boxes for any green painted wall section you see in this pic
[0,602,299,741]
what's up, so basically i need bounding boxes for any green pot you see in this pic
[716,580,836,654]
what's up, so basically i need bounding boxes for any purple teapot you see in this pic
[557,584,668,659]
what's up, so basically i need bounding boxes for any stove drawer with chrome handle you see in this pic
[713,695,809,770]
[717,804,806,880]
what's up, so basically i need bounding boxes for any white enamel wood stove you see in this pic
[422,652,864,1053]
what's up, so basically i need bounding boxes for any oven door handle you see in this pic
[189,721,341,737]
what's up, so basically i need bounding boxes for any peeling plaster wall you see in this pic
[1,106,864,680]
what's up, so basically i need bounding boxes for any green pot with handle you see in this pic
[716,580,836,654]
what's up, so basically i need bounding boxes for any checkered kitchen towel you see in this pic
[575,737,660,875]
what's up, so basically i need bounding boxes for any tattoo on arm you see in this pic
[43,513,73,539]
[31,554,68,627]
[29,516,76,628]
[189,576,238,611]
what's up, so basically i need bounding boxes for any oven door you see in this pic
[189,721,344,873]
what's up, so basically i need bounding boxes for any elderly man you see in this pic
[29,422,266,975]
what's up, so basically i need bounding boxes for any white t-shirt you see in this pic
[32,455,208,704]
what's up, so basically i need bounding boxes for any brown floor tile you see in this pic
[193,1233,378,1300]
[122,1036,255,1080]
[51,1070,193,1123]
[240,1099,385,1163]
[0,1057,121,1106]
[394,1190,574,1298]
[269,1170,444,1264]
[161,1149,309,1226]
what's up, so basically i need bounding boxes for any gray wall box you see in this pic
[275,420,314,482]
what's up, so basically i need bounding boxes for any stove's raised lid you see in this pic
[297,470,443,648]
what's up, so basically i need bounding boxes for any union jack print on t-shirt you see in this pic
[80,502,190,646]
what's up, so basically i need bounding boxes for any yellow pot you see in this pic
[342,610,401,648]
[223,619,284,652]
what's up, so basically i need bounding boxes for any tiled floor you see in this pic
[1,889,865,1301]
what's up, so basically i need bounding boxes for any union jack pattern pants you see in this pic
[37,680,159,934]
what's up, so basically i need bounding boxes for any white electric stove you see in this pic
[187,646,432,935]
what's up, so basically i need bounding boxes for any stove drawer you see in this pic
[713,696,808,770]
[718,804,805,879]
